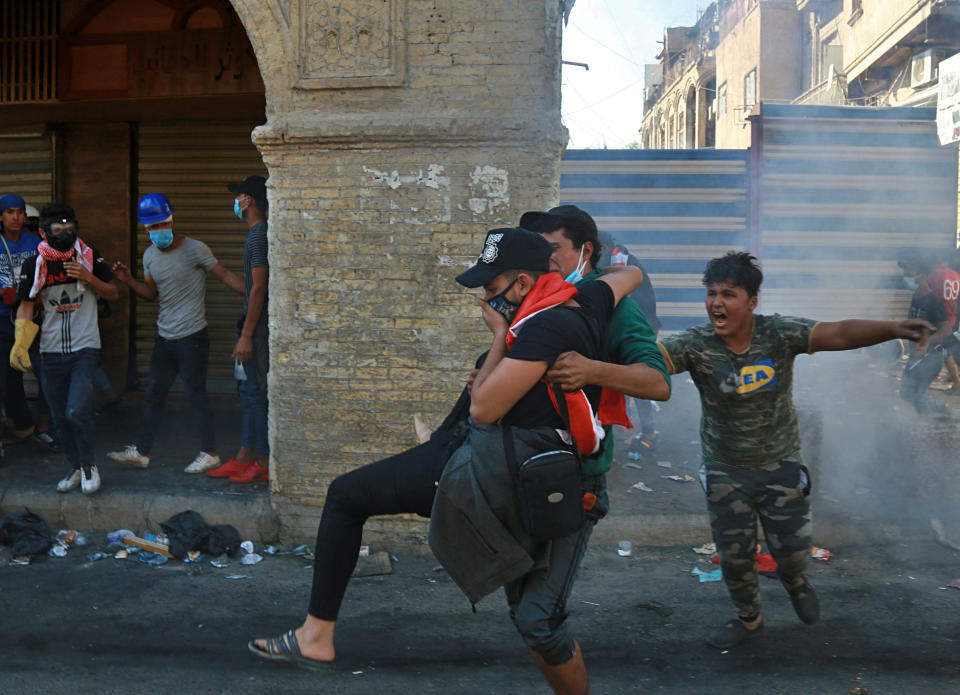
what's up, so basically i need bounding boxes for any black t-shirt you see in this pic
[503,280,615,428]
[909,290,947,327]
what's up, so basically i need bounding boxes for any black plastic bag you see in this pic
[0,508,53,558]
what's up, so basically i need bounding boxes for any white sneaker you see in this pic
[184,452,221,474]
[81,466,101,495]
[107,444,150,468]
[56,469,81,493]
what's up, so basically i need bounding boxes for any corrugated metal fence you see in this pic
[560,149,749,333]
[560,105,959,331]
[754,104,958,320]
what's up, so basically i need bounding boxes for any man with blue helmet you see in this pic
[108,192,242,474]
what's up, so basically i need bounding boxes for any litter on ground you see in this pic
[691,567,723,583]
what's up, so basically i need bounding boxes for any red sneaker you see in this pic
[207,457,252,478]
[229,460,268,483]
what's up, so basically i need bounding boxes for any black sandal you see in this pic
[247,629,332,672]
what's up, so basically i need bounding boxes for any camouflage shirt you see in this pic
[660,314,818,469]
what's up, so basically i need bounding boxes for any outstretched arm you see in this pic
[809,318,935,353]
[112,262,158,301]
[210,263,243,294]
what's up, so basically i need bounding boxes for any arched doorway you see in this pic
[1,0,268,392]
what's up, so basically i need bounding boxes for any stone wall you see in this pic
[229,1,567,536]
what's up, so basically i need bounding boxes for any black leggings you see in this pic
[308,436,453,620]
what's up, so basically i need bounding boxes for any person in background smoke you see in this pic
[658,251,934,649]
[926,251,960,393]
[898,253,953,414]
[11,204,119,494]
[108,192,243,475]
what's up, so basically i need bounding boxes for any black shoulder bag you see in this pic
[502,383,585,541]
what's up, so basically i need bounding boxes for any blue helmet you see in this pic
[137,193,174,225]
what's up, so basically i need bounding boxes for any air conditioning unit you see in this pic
[911,49,942,87]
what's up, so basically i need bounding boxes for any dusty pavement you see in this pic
[1,537,959,694]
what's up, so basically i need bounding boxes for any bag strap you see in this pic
[500,382,584,480]
[550,382,583,467]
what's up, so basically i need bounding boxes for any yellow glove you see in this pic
[10,318,39,372]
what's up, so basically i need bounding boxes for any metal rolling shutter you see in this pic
[136,121,267,392]
[0,129,55,207]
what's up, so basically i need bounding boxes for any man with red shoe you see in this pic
[206,175,270,483]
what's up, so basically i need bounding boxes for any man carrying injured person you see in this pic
[657,251,934,649]
[248,227,645,695]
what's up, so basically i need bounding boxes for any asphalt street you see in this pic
[2,537,958,694]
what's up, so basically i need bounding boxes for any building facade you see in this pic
[641,6,719,150]
[0,0,569,536]
[642,0,960,149]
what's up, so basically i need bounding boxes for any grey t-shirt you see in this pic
[143,237,217,340]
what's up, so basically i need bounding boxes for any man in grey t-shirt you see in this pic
[108,193,242,474]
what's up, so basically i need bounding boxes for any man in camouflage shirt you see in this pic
[658,252,933,649]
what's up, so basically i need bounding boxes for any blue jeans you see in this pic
[239,328,269,455]
[136,329,216,454]
[41,348,99,470]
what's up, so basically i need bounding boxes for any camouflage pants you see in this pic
[703,457,812,618]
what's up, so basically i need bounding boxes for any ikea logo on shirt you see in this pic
[736,359,776,394]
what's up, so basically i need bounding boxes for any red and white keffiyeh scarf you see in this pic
[29,238,94,299]
[504,273,631,456]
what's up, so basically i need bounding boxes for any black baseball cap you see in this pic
[518,204,598,239]
[227,175,267,202]
[456,227,552,288]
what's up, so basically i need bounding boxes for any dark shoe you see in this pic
[783,575,819,624]
[30,430,62,452]
[705,618,764,649]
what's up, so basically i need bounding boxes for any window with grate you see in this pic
[0,0,59,104]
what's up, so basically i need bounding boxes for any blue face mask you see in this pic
[149,228,174,249]
[234,198,244,219]
[903,276,919,291]
[564,247,587,284]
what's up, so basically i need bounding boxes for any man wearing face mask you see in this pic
[518,205,670,483]
[205,175,270,483]
[249,228,644,695]
[108,193,243,474]
[11,204,120,494]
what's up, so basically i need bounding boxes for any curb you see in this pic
[0,484,281,542]
[1,487,909,552]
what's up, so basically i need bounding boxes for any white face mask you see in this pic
[564,246,588,284]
